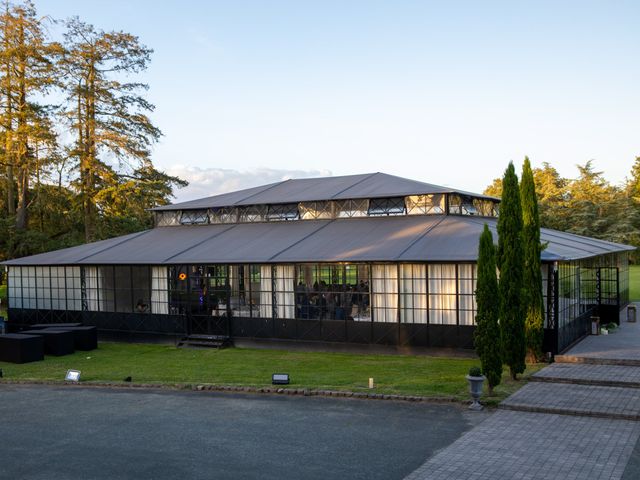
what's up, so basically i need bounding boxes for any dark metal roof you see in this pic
[152,172,498,211]
[4,216,633,266]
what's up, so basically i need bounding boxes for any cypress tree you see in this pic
[497,162,525,379]
[520,157,544,362]
[474,224,502,394]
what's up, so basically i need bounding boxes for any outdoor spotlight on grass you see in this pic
[272,373,290,385]
[65,369,81,382]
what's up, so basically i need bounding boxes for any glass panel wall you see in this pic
[368,197,406,216]
[458,264,477,326]
[558,262,580,327]
[7,265,81,311]
[334,199,368,218]
[22,266,36,309]
[238,205,268,223]
[399,264,427,323]
[299,201,333,220]
[151,266,169,314]
[267,204,299,222]
[294,263,370,320]
[167,264,270,318]
[618,252,629,306]
[371,264,397,322]
[406,195,444,215]
[84,266,151,313]
[209,207,237,224]
[155,193,499,227]
[7,266,22,309]
[36,266,51,310]
[472,198,499,217]
[10,256,627,340]
[428,264,457,324]
[180,210,209,225]
[156,211,180,227]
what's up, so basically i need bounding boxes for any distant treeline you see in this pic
[484,159,640,262]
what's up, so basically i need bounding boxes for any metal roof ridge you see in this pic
[268,220,335,261]
[329,172,379,199]
[231,178,292,205]
[75,230,152,263]
[395,215,448,260]
[162,225,238,263]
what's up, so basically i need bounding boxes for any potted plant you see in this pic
[466,366,485,410]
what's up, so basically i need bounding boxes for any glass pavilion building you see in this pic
[4,173,634,353]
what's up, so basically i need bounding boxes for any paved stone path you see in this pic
[405,411,639,480]
[501,382,640,420]
[533,363,640,387]
[405,303,640,480]
[556,316,640,365]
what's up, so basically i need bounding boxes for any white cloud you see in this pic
[164,165,332,203]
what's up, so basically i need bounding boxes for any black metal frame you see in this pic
[154,192,500,227]
[6,253,630,354]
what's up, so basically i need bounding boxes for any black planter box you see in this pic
[47,326,97,351]
[0,334,44,364]
[20,329,75,356]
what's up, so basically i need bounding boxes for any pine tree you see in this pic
[474,224,502,394]
[61,18,161,242]
[0,1,60,231]
[497,162,525,380]
[520,157,544,363]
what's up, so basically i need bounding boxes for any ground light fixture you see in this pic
[272,373,290,385]
[65,369,81,382]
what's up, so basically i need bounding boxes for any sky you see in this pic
[37,0,639,202]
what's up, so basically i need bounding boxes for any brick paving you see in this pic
[405,304,640,480]
[557,305,640,364]
[501,382,640,420]
[404,410,640,480]
[533,363,640,388]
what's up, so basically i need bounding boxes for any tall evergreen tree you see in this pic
[0,1,59,230]
[497,162,525,379]
[520,157,544,363]
[630,157,640,202]
[474,224,502,394]
[61,18,161,242]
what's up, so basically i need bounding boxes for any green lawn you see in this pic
[0,342,542,404]
[630,265,640,302]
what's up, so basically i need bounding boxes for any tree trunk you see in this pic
[5,163,14,214]
[4,29,15,216]
[78,72,97,243]
[14,24,28,231]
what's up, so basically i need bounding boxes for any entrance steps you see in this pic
[177,334,232,349]
[531,363,640,389]
[554,354,640,367]
[499,362,640,420]
[499,381,640,421]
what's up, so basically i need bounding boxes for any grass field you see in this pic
[0,342,542,404]
[630,265,640,302]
